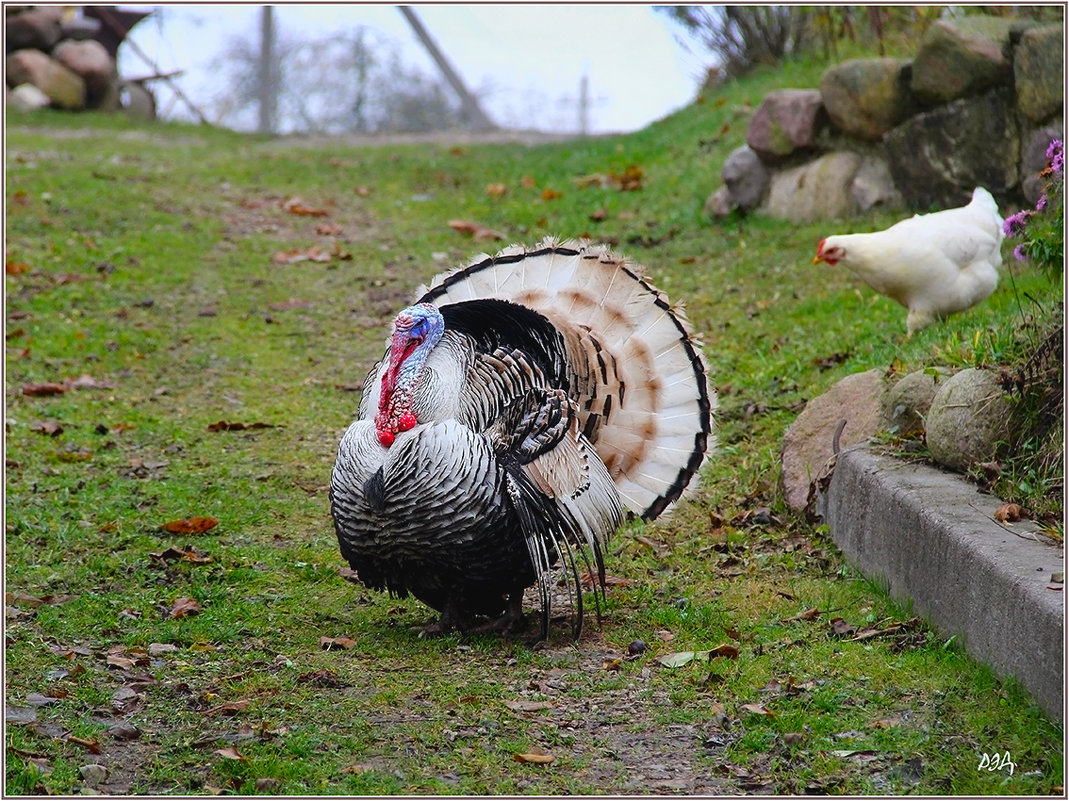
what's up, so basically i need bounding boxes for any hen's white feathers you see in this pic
[816,187,1004,334]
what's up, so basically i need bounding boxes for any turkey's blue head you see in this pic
[375,303,444,447]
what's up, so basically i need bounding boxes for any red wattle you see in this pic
[398,411,417,431]
[378,429,395,447]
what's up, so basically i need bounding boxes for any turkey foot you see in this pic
[468,595,528,636]
[419,599,471,638]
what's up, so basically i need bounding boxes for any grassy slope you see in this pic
[5,56,1063,795]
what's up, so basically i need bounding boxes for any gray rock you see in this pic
[79,764,108,786]
[702,185,733,218]
[1014,24,1064,124]
[746,89,827,164]
[781,368,886,511]
[53,39,118,109]
[851,156,903,213]
[120,80,156,121]
[884,88,1019,209]
[1021,123,1064,205]
[926,368,1012,472]
[9,82,51,112]
[5,49,86,110]
[911,16,1020,105]
[881,368,949,436]
[820,58,918,140]
[5,7,63,51]
[765,151,861,223]
[721,145,768,210]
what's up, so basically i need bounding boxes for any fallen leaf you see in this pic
[829,617,856,637]
[485,182,508,198]
[319,636,357,650]
[994,502,1028,522]
[151,545,212,563]
[447,219,506,240]
[159,516,219,535]
[709,643,740,659]
[781,606,820,623]
[315,222,343,236]
[207,420,275,432]
[272,245,334,264]
[22,382,67,397]
[504,700,553,712]
[6,260,31,275]
[540,188,562,201]
[206,700,251,717]
[657,650,707,668]
[739,702,774,717]
[214,746,247,761]
[282,197,329,216]
[148,643,178,656]
[514,748,554,764]
[589,207,608,222]
[66,735,101,754]
[168,597,203,619]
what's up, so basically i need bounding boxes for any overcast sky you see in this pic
[120,4,711,135]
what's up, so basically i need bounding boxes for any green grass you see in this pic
[5,54,1063,795]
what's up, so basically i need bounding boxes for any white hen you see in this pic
[813,187,1004,334]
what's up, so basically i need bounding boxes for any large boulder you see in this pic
[746,89,827,164]
[851,156,903,213]
[5,6,63,52]
[721,145,769,210]
[53,39,117,109]
[820,58,918,140]
[910,16,1020,105]
[1021,124,1064,205]
[765,151,861,222]
[884,88,1018,209]
[881,368,950,437]
[5,49,85,110]
[1014,24,1064,124]
[926,368,1012,472]
[781,368,886,511]
[8,82,51,112]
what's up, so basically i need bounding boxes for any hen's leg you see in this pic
[419,597,471,637]
[469,594,527,635]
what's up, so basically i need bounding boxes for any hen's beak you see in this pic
[812,254,822,264]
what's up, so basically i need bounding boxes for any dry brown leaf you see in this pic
[447,219,506,240]
[504,700,553,712]
[6,260,31,275]
[710,643,740,659]
[159,516,219,535]
[22,382,67,397]
[282,197,329,216]
[541,188,562,201]
[319,636,357,650]
[168,597,203,619]
[66,735,101,754]
[514,748,554,764]
[485,182,508,198]
[29,421,63,437]
[739,702,774,717]
[207,420,275,432]
[781,606,820,623]
[206,700,251,717]
[994,502,1028,523]
[315,222,343,236]
[214,746,247,761]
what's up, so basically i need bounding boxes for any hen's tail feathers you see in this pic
[419,237,716,519]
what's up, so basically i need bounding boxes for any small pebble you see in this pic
[627,639,647,656]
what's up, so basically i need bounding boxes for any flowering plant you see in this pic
[1003,138,1064,276]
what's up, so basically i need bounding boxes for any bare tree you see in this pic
[656,6,811,77]
[208,25,465,135]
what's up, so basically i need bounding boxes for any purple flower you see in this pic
[1047,138,1064,176]
[1013,243,1028,262]
[1036,193,1048,211]
[1003,209,1032,237]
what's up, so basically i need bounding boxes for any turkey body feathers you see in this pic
[815,187,1004,334]
[330,239,715,638]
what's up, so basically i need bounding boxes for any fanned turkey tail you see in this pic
[418,236,716,520]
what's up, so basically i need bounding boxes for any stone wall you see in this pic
[706,14,1064,222]
[5,6,154,118]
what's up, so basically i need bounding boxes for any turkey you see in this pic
[813,186,1004,335]
[330,238,715,639]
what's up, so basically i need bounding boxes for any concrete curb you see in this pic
[819,445,1065,724]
